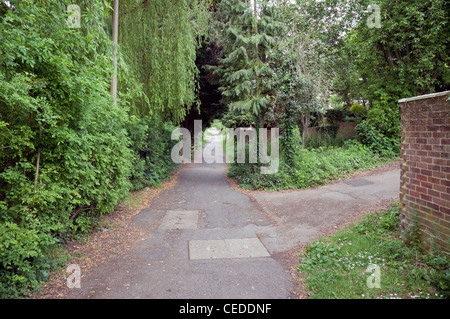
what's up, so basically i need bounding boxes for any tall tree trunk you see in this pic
[110,0,119,105]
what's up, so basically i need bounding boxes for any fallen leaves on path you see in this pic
[31,166,184,299]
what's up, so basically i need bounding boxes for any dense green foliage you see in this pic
[221,109,254,128]
[211,0,284,118]
[127,118,179,190]
[0,0,209,298]
[227,140,386,190]
[300,0,449,149]
[1,0,447,299]
[0,0,134,297]
[297,204,449,299]
[221,0,448,189]
[355,121,400,158]
[118,0,209,122]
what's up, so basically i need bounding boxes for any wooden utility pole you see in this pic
[111,0,119,105]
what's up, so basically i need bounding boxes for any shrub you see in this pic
[350,103,366,115]
[363,91,401,139]
[355,121,400,158]
[324,109,345,126]
[128,117,179,190]
[221,109,254,128]
[228,140,383,190]
[0,0,132,298]
[0,221,55,298]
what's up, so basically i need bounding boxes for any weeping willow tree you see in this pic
[114,0,210,190]
[118,0,210,124]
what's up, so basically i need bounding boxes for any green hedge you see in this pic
[0,1,179,298]
[0,1,134,298]
[127,118,179,190]
[227,141,385,191]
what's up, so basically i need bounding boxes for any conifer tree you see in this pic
[211,0,284,126]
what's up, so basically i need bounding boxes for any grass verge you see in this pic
[297,203,449,299]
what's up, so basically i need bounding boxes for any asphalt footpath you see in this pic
[64,127,400,299]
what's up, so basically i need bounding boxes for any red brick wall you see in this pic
[399,91,450,252]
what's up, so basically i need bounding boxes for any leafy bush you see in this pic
[0,0,133,298]
[228,140,383,190]
[324,109,345,126]
[355,121,400,158]
[0,222,55,298]
[128,117,179,190]
[221,109,254,128]
[0,0,198,298]
[363,90,401,140]
[350,103,366,115]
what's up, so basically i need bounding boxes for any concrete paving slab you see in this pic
[189,238,270,260]
[159,210,199,230]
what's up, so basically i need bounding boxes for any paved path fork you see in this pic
[65,128,400,299]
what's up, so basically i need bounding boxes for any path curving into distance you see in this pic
[64,127,400,299]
